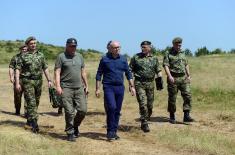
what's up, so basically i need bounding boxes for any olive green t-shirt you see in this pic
[54,52,84,88]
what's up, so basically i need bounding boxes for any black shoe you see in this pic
[169,113,176,124]
[74,127,80,138]
[115,133,120,140]
[107,132,116,141]
[58,107,63,116]
[141,123,150,133]
[183,111,194,122]
[147,109,152,121]
[31,120,39,133]
[15,110,20,115]
[67,134,76,142]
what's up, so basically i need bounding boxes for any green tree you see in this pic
[211,48,224,55]
[195,46,210,57]
[183,48,193,57]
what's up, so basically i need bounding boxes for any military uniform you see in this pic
[163,48,192,113]
[16,50,48,123]
[130,52,161,123]
[9,53,26,115]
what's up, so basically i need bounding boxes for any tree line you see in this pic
[151,46,235,57]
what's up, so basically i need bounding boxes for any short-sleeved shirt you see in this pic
[9,53,21,70]
[129,52,161,80]
[54,52,84,88]
[163,48,188,74]
[16,50,48,79]
[96,52,132,86]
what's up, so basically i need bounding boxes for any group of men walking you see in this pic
[9,36,194,142]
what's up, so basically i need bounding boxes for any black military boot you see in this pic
[74,127,80,138]
[141,122,150,133]
[58,107,63,116]
[67,134,76,142]
[31,119,39,133]
[15,109,20,115]
[169,112,176,124]
[147,108,152,121]
[183,111,194,122]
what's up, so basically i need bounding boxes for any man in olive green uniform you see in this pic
[54,38,88,142]
[15,36,52,133]
[9,45,27,116]
[163,37,194,124]
[130,41,163,132]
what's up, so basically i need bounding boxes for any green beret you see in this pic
[25,36,36,45]
[172,37,182,44]
[141,41,151,46]
[19,44,27,50]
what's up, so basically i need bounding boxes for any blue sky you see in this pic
[1,0,234,55]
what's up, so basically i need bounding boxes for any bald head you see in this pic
[108,40,121,57]
[109,41,120,48]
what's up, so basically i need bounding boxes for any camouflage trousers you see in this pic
[22,78,42,122]
[61,87,87,134]
[13,83,27,114]
[167,76,192,113]
[135,80,155,122]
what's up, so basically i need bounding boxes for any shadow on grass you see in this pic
[39,111,60,117]
[81,132,107,141]
[118,124,140,132]
[0,110,17,116]
[86,111,105,116]
[0,120,25,127]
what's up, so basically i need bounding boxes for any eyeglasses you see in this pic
[111,46,120,49]
[68,45,77,48]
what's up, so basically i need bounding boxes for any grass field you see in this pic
[0,54,234,155]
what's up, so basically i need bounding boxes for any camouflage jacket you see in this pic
[9,53,22,70]
[16,50,48,79]
[163,48,188,74]
[129,52,161,80]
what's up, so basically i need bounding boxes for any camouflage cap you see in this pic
[25,36,36,45]
[19,44,27,50]
[172,37,183,44]
[66,38,77,46]
[140,41,151,46]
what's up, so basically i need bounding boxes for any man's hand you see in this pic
[168,75,175,83]
[16,83,21,92]
[129,86,136,96]
[56,86,63,95]
[84,87,89,98]
[48,80,53,88]
[95,89,100,98]
[10,77,15,83]
[185,76,191,83]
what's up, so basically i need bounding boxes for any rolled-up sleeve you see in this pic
[96,58,104,81]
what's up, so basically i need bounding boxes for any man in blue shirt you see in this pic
[95,41,136,141]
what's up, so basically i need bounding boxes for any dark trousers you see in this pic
[103,84,124,133]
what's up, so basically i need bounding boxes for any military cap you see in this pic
[172,37,183,44]
[19,44,27,50]
[141,41,151,46]
[66,38,77,46]
[25,36,36,45]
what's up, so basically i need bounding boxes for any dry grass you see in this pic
[0,55,235,155]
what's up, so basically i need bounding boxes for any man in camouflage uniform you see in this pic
[15,36,52,133]
[9,45,27,116]
[54,38,88,142]
[129,41,162,132]
[163,37,194,124]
